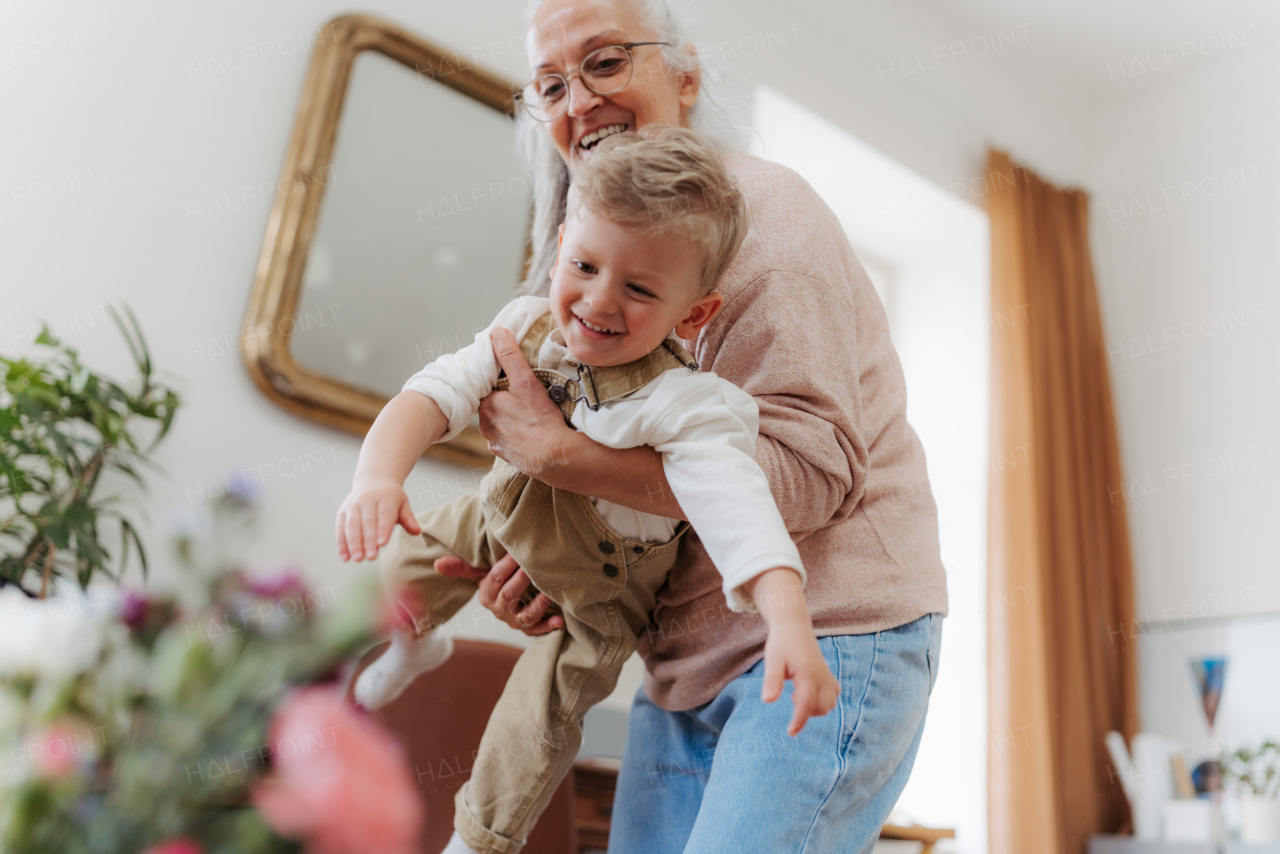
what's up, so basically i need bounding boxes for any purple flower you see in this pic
[247,568,308,600]
[222,469,261,506]
[119,590,149,630]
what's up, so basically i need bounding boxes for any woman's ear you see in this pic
[678,46,701,112]
[674,289,724,339]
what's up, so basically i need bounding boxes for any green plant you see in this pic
[0,305,180,597]
[1223,740,1280,798]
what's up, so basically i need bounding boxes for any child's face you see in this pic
[548,203,723,367]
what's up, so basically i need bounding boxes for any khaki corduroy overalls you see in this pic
[380,312,697,854]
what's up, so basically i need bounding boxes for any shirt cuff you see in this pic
[400,381,469,442]
[722,552,807,614]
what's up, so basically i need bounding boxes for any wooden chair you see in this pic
[349,639,578,854]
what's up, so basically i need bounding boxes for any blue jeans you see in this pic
[607,613,942,854]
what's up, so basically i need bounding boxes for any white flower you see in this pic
[0,588,112,682]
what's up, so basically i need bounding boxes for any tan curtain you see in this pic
[986,149,1139,854]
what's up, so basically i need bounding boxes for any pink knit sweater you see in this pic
[637,152,949,711]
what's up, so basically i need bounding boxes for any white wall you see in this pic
[1087,39,1280,743]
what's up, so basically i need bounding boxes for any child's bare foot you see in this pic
[353,628,453,709]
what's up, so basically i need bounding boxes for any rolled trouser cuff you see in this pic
[455,784,526,854]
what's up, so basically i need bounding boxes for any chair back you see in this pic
[350,639,578,854]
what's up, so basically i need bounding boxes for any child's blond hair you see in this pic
[566,125,748,296]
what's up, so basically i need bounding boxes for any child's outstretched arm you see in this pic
[335,391,448,562]
[742,567,840,737]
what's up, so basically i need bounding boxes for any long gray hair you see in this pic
[515,0,748,296]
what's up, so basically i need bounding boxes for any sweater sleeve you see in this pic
[400,296,548,442]
[699,270,870,538]
[641,371,805,613]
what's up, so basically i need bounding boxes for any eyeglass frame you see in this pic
[512,41,671,121]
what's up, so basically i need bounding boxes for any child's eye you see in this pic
[626,283,655,298]
[572,259,597,275]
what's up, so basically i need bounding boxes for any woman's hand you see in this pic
[479,327,576,481]
[336,477,421,562]
[433,553,565,635]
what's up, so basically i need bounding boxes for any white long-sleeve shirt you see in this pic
[401,296,804,613]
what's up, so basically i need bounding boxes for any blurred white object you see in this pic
[1241,793,1280,842]
[1107,731,1139,805]
[1133,734,1176,841]
[1162,799,1223,843]
[0,584,115,680]
[1109,732,1176,841]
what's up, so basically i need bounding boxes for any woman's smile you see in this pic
[578,122,630,156]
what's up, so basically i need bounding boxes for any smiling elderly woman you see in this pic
[422,1,949,851]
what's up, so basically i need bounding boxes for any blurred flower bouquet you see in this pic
[0,564,422,854]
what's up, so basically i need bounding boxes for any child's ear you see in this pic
[674,289,724,339]
[550,223,565,279]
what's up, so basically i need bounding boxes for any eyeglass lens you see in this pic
[520,45,634,120]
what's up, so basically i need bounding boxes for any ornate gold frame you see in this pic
[242,13,518,468]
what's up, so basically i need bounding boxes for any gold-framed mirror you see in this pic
[242,14,529,468]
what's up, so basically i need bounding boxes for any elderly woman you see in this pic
[437,0,948,850]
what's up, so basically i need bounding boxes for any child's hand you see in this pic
[335,478,422,562]
[761,622,840,737]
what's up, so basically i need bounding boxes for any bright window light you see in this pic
[752,85,991,854]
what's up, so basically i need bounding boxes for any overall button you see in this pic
[598,541,615,554]
[602,564,619,578]
[548,385,567,403]
[632,546,644,554]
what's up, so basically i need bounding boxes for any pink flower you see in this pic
[142,840,203,854]
[23,721,96,779]
[252,686,423,854]
[247,568,308,600]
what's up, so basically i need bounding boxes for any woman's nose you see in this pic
[566,75,603,117]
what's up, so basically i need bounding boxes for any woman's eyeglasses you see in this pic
[513,42,670,122]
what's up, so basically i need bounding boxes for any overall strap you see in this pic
[515,312,558,365]
[494,311,699,424]
[575,338,698,410]
[494,312,579,423]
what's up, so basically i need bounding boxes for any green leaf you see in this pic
[107,458,149,491]
[121,518,148,581]
[108,304,151,381]
[33,325,58,347]
[44,517,71,549]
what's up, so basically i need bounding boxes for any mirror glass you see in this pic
[293,49,530,399]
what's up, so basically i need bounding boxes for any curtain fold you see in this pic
[986,149,1139,854]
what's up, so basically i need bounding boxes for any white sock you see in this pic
[440,831,484,854]
[353,627,453,709]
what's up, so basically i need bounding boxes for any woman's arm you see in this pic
[477,327,688,520]
[544,431,688,521]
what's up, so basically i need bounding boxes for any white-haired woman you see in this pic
[436,1,948,850]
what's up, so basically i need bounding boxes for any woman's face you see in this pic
[526,0,699,170]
